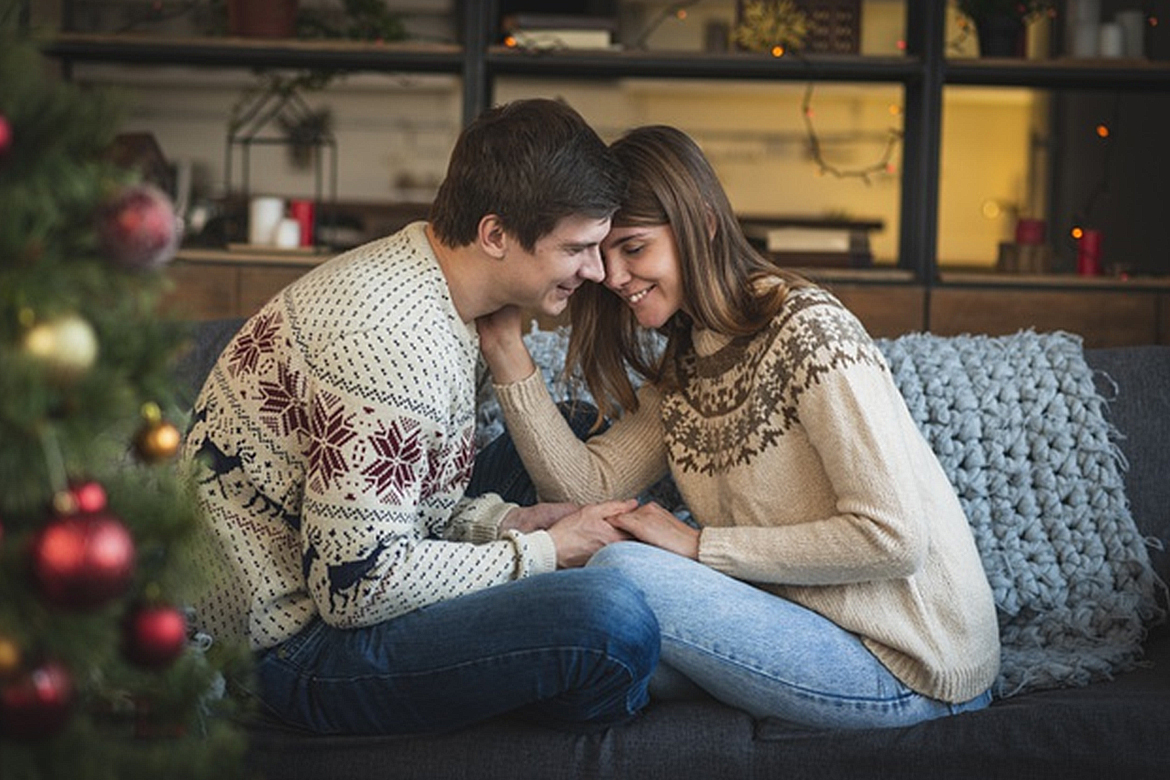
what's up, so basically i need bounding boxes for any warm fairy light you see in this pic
[771,45,785,57]
[504,35,517,47]
[676,9,688,20]
[1096,124,1110,138]
[1150,16,1159,27]
[1071,226,1084,240]
[889,104,902,117]
[981,200,1002,219]
[896,39,907,51]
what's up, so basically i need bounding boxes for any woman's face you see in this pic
[600,223,686,329]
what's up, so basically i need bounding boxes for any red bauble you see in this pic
[123,603,188,669]
[0,114,11,158]
[0,659,74,740]
[70,481,108,514]
[29,511,136,610]
[96,183,182,270]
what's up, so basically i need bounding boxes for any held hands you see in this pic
[607,501,701,561]
[500,503,579,534]
[545,499,640,569]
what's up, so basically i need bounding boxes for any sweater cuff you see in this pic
[504,529,557,577]
[493,367,550,415]
[460,494,518,544]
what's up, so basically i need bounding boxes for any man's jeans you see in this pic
[254,567,659,735]
[252,411,658,735]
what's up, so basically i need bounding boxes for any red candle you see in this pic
[1077,229,1101,276]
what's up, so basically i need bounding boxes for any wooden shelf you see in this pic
[44,33,464,73]
[487,47,919,83]
[945,56,1170,91]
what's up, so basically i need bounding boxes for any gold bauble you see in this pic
[22,313,99,380]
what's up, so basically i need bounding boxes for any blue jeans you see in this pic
[254,567,660,735]
[253,411,659,735]
[587,542,992,730]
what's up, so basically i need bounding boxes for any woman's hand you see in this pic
[608,501,701,560]
[545,499,639,569]
[476,305,535,384]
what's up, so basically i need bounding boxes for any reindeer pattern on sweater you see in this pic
[182,223,555,651]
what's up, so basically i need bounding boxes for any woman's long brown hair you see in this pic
[567,125,809,422]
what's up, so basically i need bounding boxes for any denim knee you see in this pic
[568,567,660,677]
[588,540,662,574]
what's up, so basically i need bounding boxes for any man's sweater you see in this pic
[494,286,1000,703]
[183,222,556,651]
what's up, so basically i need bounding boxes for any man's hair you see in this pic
[429,98,626,252]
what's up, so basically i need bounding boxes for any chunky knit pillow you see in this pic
[878,330,1164,696]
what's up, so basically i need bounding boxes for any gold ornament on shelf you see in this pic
[734,0,809,54]
[133,402,181,464]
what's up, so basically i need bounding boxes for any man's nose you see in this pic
[580,246,605,283]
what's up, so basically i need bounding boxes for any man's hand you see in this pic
[500,503,578,534]
[608,501,700,560]
[546,499,640,569]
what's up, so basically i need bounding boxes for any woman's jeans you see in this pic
[588,542,993,730]
[252,411,658,736]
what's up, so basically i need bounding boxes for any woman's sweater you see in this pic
[494,286,1000,703]
[183,222,556,652]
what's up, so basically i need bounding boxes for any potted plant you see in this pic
[955,0,1053,57]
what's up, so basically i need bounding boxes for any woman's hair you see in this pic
[567,125,809,420]
[429,98,627,252]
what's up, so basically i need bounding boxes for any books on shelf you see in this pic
[502,13,617,50]
[739,216,881,268]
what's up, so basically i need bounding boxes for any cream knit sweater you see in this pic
[184,223,556,651]
[495,286,1000,702]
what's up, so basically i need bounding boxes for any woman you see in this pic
[477,125,1000,730]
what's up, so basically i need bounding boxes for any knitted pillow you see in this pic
[878,330,1164,697]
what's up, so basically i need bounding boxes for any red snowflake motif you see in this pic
[361,419,423,504]
[228,311,282,377]
[258,361,308,438]
[425,429,476,499]
[306,391,358,492]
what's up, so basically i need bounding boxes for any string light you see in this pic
[800,81,902,183]
[511,0,900,183]
[1071,95,1119,242]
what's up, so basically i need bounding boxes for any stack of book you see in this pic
[501,13,618,50]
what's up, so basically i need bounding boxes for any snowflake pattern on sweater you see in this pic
[182,223,555,651]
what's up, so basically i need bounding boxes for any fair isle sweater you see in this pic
[183,222,556,651]
[495,286,1000,703]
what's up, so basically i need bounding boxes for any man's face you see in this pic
[502,214,610,317]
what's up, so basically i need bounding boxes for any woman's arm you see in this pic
[479,308,670,505]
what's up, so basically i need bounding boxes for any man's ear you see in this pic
[478,215,509,260]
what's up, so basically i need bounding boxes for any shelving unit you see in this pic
[39,1,1170,345]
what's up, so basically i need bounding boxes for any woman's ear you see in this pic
[477,214,509,260]
[705,206,718,242]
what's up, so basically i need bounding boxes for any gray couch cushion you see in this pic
[1085,346,1170,590]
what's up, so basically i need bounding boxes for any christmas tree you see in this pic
[0,12,248,779]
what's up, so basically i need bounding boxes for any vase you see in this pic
[227,0,299,39]
[974,15,1026,57]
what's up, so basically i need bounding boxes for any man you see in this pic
[182,99,659,735]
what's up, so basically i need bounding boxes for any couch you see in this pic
[174,317,1170,780]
